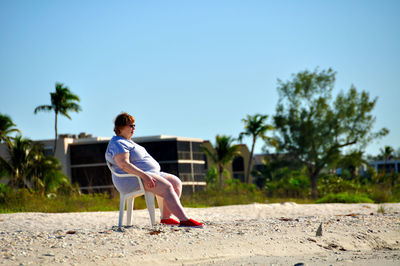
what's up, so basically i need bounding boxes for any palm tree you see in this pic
[29,151,70,195]
[379,146,394,161]
[0,136,70,192]
[0,136,36,189]
[379,145,395,174]
[202,135,241,188]
[0,113,21,146]
[34,82,81,153]
[337,150,366,180]
[238,114,277,184]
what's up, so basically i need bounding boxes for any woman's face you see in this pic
[119,123,135,139]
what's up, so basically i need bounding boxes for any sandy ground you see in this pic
[1,203,399,266]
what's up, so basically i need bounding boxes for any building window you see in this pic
[232,156,245,171]
[232,156,245,182]
[178,151,191,160]
[43,148,54,156]
[179,163,192,174]
[139,141,178,161]
[177,141,190,151]
[159,163,179,176]
[193,163,205,174]
[377,163,396,173]
[71,166,111,188]
[70,143,108,165]
[192,142,205,160]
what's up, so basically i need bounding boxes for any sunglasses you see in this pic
[128,124,136,129]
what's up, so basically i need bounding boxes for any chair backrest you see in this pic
[106,160,146,194]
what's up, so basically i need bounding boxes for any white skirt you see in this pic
[112,171,170,194]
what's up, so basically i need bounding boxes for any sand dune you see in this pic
[1,203,399,265]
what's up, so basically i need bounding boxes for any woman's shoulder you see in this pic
[106,136,135,158]
[110,135,131,142]
[109,136,135,147]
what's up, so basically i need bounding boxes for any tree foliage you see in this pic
[0,113,21,146]
[34,82,81,153]
[0,136,37,189]
[273,68,388,198]
[239,114,277,184]
[336,149,366,180]
[202,135,241,188]
[378,146,395,161]
[0,136,70,194]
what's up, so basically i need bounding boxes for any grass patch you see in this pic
[0,188,149,213]
[377,204,386,214]
[182,181,268,207]
[316,192,374,203]
[1,179,398,213]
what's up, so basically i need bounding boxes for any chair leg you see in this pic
[119,194,126,229]
[156,195,164,220]
[144,192,156,226]
[126,197,134,226]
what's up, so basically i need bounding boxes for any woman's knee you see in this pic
[161,172,182,191]
[155,180,175,198]
[173,177,182,192]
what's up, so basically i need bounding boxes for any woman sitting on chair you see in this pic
[105,112,203,228]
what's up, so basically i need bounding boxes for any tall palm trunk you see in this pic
[218,164,224,188]
[246,138,256,184]
[54,112,58,153]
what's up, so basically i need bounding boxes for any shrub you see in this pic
[318,175,361,195]
[316,192,373,203]
[0,184,13,204]
[264,168,310,198]
[183,178,267,207]
[377,204,386,214]
[0,186,127,213]
[369,187,394,203]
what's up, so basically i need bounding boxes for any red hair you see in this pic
[114,112,135,135]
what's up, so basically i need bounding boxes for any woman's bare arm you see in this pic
[113,152,156,188]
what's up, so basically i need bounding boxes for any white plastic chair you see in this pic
[106,161,162,228]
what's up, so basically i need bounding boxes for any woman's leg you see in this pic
[144,173,189,221]
[158,172,182,219]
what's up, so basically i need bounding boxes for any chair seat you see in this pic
[106,161,162,228]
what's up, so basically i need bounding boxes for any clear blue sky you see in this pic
[1,0,399,156]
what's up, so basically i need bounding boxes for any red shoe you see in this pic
[160,218,180,225]
[179,219,204,228]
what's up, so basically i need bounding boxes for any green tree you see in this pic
[376,145,395,176]
[0,113,21,146]
[34,82,81,153]
[29,150,70,195]
[205,166,218,186]
[0,136,37,189]
[252,153,301,189]
[379,145,394,161]
[239,114,277,184]
[0,136,70,192]
[273,68,388,199]
[336,150,366,180]
[202,135,241,188]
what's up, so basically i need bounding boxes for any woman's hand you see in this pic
[114,153,157,189]
[142,174,157,189]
